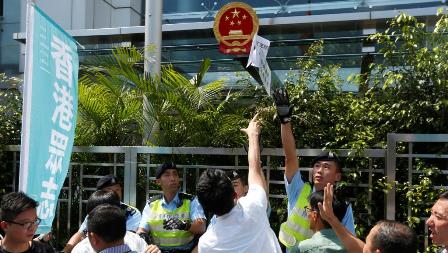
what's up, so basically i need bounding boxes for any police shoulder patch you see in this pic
[147,194,163,205]
[178,192,194,201]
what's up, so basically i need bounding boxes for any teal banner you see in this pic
[19,3,78,234]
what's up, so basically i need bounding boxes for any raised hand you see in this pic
[273,88,293,124]
[317,183,337,223]
[241,113,261,137]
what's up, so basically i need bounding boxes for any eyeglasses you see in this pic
[304,206,317,214]
[5,218,41,229]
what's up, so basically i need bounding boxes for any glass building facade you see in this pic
[7,0,448,90]
[159,0,445,91]
[162,0,442,22]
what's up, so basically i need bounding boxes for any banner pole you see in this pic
[19,0,36,192]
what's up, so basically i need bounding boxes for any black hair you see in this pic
[227,170,248,186]
[308,190,346,228]
[196,169,235,216]
[0,192,38,221]
[239,175,248,186]
[439,191,448,200]
[86,190,121,214]
[87,204,126,243]
[370,220,417,253]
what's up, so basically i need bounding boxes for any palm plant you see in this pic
[76,46,250,147]
[76,48,144,146]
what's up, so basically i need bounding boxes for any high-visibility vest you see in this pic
[146,194,195,247]
[279,182,313,249]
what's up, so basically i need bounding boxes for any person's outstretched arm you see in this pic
[274,89,298,182]
[281,122,299,182]
[241,113,266,191]
[318,183,365,253]
[63,232,84,253]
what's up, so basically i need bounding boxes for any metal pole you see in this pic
[385,133,396,220]
[144,0,162,76]
[143,0,163,144]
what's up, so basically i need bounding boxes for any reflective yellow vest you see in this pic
[279,182,313,249]
[146,194,194,247]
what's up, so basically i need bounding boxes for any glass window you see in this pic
[161,0,443,24]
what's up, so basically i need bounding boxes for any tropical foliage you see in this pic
[76,47,251,147]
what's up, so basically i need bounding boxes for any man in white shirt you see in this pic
[196,114,282,253]
[72,231,149,253]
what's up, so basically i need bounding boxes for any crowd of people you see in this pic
[0,88,446,253]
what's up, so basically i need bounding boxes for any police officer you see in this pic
[136,162,206,253]
[273,88,355,253]
[94,175,142,230]
[64,175,142,253]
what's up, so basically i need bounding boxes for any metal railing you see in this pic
[2,133,448,246]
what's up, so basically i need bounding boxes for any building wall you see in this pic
[0,0,21,75]
[20,0,143,31]
[14,0,143,72]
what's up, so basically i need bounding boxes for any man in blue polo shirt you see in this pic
[273,88,355,253]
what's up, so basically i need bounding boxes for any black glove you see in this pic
[137,232,153,245]
[273,88,293,124]
[163,218,191,231]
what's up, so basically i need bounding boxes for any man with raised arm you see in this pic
[273,88,355,252]
[196,114,282,253]
[318,183,417,253]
